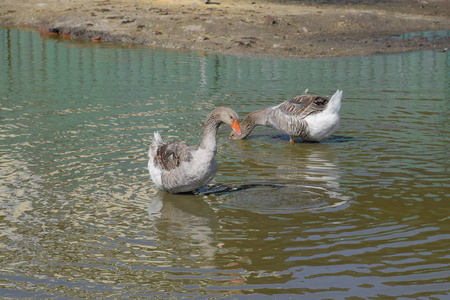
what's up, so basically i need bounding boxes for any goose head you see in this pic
[206,107,241,135]
[229,113,255,140]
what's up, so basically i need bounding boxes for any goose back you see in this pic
[277,94,329,119]
[155,142,194,171]
[267,94,328,139]
[229,90,342,142]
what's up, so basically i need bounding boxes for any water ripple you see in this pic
[1,28,449,298]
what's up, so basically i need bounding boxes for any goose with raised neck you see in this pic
[149,107,241,194]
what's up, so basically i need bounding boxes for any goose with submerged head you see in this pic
[148,107,241,194]
[229,89,342,143]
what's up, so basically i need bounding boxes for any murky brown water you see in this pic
[0,29,449,298]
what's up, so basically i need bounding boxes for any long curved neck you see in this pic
[240,108,272,138]
[200,115,221,151]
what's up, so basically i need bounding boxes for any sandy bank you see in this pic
[1,0,449,57]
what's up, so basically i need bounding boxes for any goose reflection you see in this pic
[284,145,340,189]
[222,139,349,212]
[147,191,219,266]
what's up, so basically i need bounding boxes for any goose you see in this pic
[148,107,241,194]
[229,89,342,143]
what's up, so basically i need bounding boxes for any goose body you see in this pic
[148,107,241,194]
[230,90,342,142]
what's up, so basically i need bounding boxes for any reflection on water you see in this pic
[0,28,449,298]
[148,192,219,268]
[216,140,350,213]
[391,30,450,41]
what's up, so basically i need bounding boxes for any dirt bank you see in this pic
[1,0,449,57]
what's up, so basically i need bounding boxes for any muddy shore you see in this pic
[1,0,449,58]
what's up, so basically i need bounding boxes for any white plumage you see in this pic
[229,90,342,142]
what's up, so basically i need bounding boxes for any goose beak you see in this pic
[231,120,241,135]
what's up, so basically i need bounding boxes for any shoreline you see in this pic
[1,0,449,58]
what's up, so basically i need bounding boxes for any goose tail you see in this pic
[149,131,163,157]
[153,131,164,145]
[326,89,343,114]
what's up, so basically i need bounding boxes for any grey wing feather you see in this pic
[278,94,329,119]
[155,142,193,171]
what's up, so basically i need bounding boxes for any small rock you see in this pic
[235,41,252,47]
[157,9,169,15]
[183,25,204,33]
[121,19,136,24]
[264,15,276,25]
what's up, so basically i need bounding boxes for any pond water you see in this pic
[0,28,449,298]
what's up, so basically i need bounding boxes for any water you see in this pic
[391,30,450,41]
[0,28,449,298]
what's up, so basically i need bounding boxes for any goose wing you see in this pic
[278,94,329,119]
[155,142,194,171]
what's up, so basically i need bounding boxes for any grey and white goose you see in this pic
[229,90,342,143]
[148,107,241,194]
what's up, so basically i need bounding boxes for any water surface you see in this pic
[0,29,449,298]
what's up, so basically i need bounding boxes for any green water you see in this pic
[0,28,449,298]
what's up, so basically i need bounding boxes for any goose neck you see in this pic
[200,117,221,151]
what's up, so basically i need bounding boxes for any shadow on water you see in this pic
[192,183,283,195]
[244,133,357,143]
[215,137,353,213]
[169,138,354,214]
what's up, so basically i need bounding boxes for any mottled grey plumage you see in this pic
[155,142,193,171]
[278,94,328,117]
[230,89,342,142]
[148,107,241,194]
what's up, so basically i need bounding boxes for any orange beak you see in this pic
[231,120,241,135]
